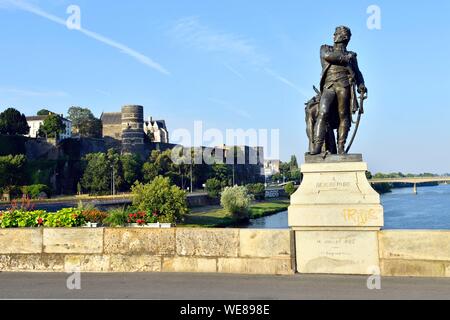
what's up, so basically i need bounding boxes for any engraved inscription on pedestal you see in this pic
[296,231,379,275]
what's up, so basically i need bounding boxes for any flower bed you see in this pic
[0,208,174,228]
[127,210,159,225]
[0,208,85,228]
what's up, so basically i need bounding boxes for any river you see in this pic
[248,184,450,230]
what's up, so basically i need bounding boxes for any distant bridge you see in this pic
[369,176,450,194]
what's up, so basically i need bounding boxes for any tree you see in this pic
[106,148,126,193]
[289,155,299,171]
[0,108,30,135]
[82,149,135,195]
[279,162,291,182]
[211,163,232,187]
[246,183,265,201]
[68,106,102,137]
[37,109,52,116]
[131,176,188,223]
[68,107,92,131]
[81,153,111,195]
[121,153,142,189]
[0,154,26,190]
[290,170,302,184]
[39,114,66,139]
[84,117,102,138]
[142,150,180,184]
[205,178,222,199]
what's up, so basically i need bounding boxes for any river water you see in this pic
[248,184,450,230]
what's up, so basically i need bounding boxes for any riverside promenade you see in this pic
[0,273,449,300]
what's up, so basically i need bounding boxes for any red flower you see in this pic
[129,214,133,218]
[37,218,43,226]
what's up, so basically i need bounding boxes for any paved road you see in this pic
[0,273,449,300]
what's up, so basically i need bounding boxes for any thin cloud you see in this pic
[264,68,310,98]
[208,98,252,120]
[0,86,69,97]
[2,0,170,75]
[222,63,245,80]
[170,16,308,96]
[170,16,269,67]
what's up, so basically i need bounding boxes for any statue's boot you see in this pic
[310,144,323,155]
[337,120,350,154]
[309,141,315,154]
[310,119,327,155]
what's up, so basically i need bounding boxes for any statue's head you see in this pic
[334,26,352,45]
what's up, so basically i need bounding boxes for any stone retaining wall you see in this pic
[378,230,450,277]
[1,228,449,277]
[0,228,295,275]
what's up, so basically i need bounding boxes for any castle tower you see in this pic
[121,105,145,155]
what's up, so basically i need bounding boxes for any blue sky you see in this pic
[0,0,449,173]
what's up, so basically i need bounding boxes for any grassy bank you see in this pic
[181,199,289,228]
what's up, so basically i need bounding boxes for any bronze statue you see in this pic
[305,86,337,154]
[308,26,367,155]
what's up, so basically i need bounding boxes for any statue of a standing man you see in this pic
[310,26,367,155]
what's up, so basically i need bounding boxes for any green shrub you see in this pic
[21,184,51,199]
[205,178,222,198]
[103,207,129,227]
[246,183,266,201]
[16,210,46,228]
[131,176,189,224]
[0,211,19,228]
[220,186,253,220]
[43,208,84,228]
[284,182,296,196]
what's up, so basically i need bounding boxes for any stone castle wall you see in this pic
[102,124,122,140]
[1,228,448,277]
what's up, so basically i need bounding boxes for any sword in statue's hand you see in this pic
[346,89,367,154]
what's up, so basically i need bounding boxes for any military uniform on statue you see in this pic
[309,26,367,156]
[289,26,384,275]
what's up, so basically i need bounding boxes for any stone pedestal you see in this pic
[289,154,384,275]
